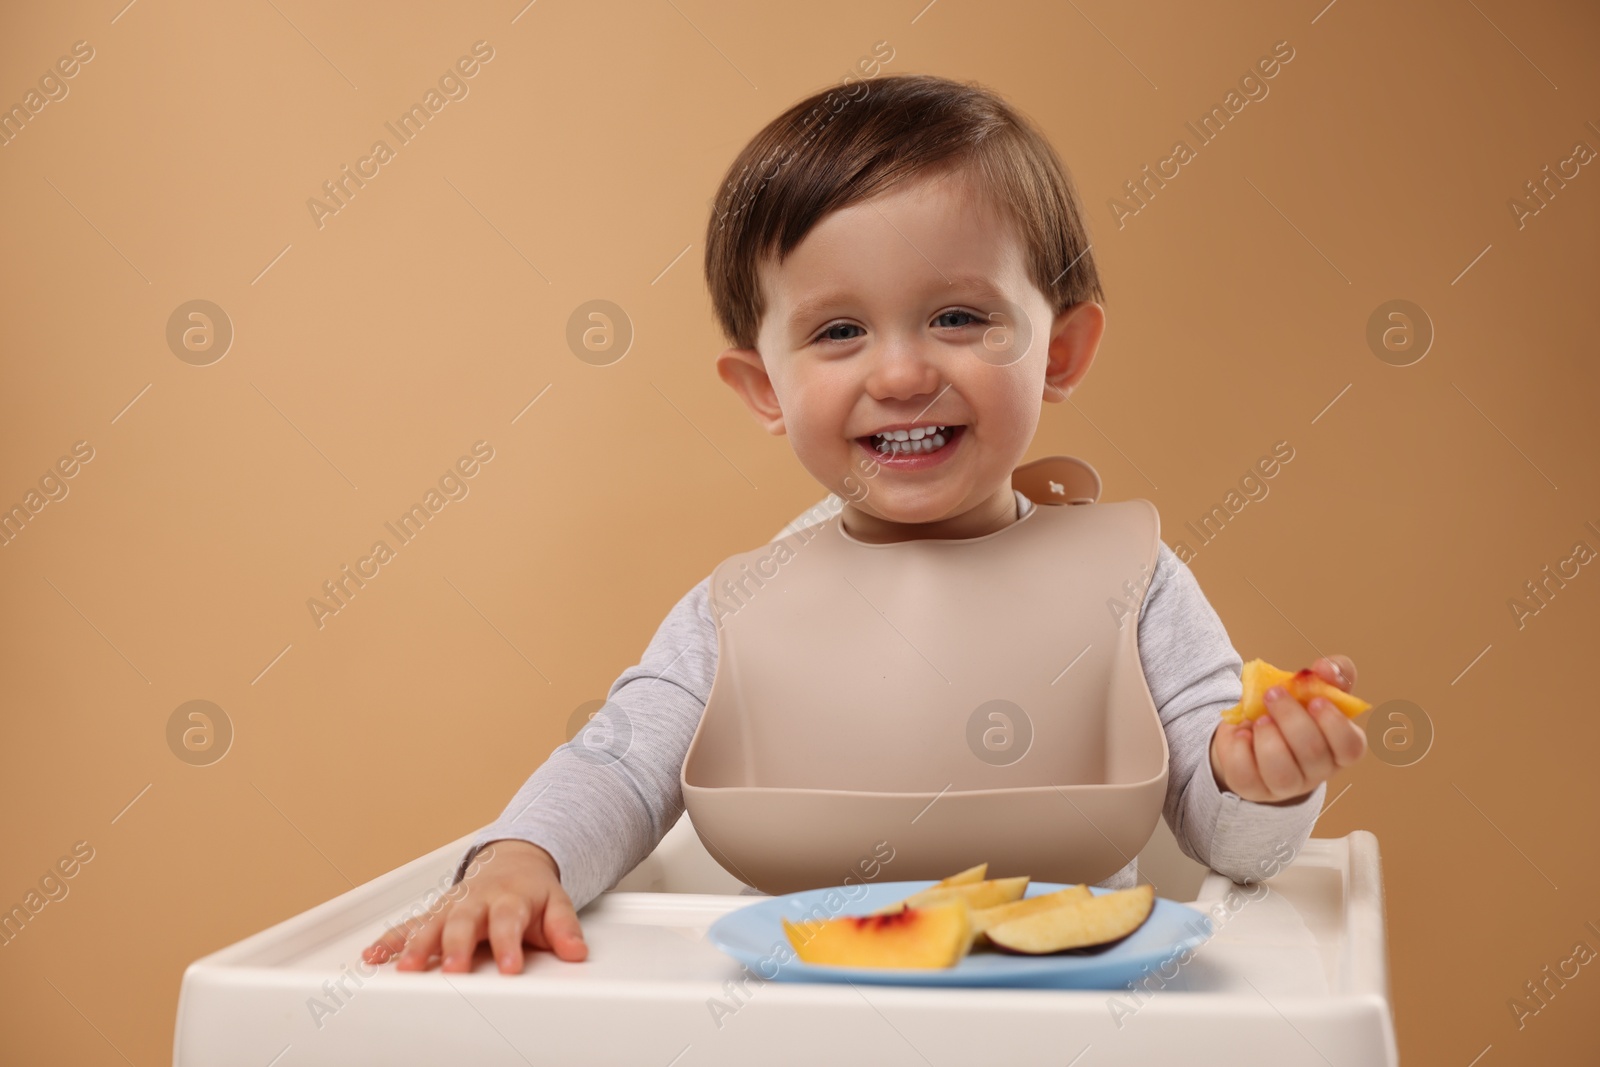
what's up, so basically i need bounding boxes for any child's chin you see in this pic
[854,493,962,525]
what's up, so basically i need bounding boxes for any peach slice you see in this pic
[871,876,1030,917]
[1220,658,1372,725]
[969,884,1092,936]
[782,900,973,969]
[933,862,987,887]
[987,884,1155,954]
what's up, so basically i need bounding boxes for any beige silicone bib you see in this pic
[680,456,1169,896]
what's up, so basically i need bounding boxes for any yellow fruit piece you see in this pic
[1220,658,1373,725]
[872,876,1030,916]
[987,885,1156,954]
[782,900,973,969]
[1222,658,1294,724]
[933,862,987,887]
[969,884,1092,936]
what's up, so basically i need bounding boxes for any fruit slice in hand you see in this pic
[871,876,1030,916]
[1220,658,1373,725]
[782,900,974,969]
[986,884,1156,954]
[1221,658,1293,724]
[969,884,1091,936]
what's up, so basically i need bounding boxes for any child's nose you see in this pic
[862,339,945,400]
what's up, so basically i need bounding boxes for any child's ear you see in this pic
[716,346,786,435]
[1042,300,1105,403]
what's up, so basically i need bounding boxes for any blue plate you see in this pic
[707,880,1213,989]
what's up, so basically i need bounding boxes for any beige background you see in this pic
[2,0,1597,1063]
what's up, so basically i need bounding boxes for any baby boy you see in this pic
[365,72,1366,975]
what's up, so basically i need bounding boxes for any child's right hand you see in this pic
[362,839,588,974]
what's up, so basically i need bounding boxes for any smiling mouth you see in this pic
[856,424,966,457]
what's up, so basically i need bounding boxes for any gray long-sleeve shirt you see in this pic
[452,491,1326,911]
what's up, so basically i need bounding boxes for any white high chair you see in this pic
[173,496,1398,1065]
[174,816,1396,1066]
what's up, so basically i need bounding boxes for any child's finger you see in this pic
[1311,655,1356,692]
[1251,715,1307,798]
[1219,723,1267,799]
[363,921,413,964]
[541,889,589,962]
[1264,686,1335,784]
[521,913,551,953]
[439,903,489,973]
[487,895,533,973]
[395,912,447,971]
[1311,698,1368,766]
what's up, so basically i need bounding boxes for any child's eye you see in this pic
[935,309,981,329]
[812,310,981,345]
[814,322,865,344]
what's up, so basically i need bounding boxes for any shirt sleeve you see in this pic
[450,573,720,912]
[1138,540,1326,883]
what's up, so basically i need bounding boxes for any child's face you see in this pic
[717,165,1103,541]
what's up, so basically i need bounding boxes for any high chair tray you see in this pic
[174,831,1396,1066]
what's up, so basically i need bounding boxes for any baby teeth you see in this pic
[872,425,944,442]
[873,431,949,454]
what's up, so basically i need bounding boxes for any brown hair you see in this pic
[703,72,1104,350]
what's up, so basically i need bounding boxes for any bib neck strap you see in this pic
[1012,455,1102,506]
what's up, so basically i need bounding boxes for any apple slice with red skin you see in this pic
[986,884,1156,954]
[970,884,1092,936]
[934,862,987,887]
[871,876,1030,917]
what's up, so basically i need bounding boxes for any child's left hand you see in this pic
[1209,654,1366,805]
